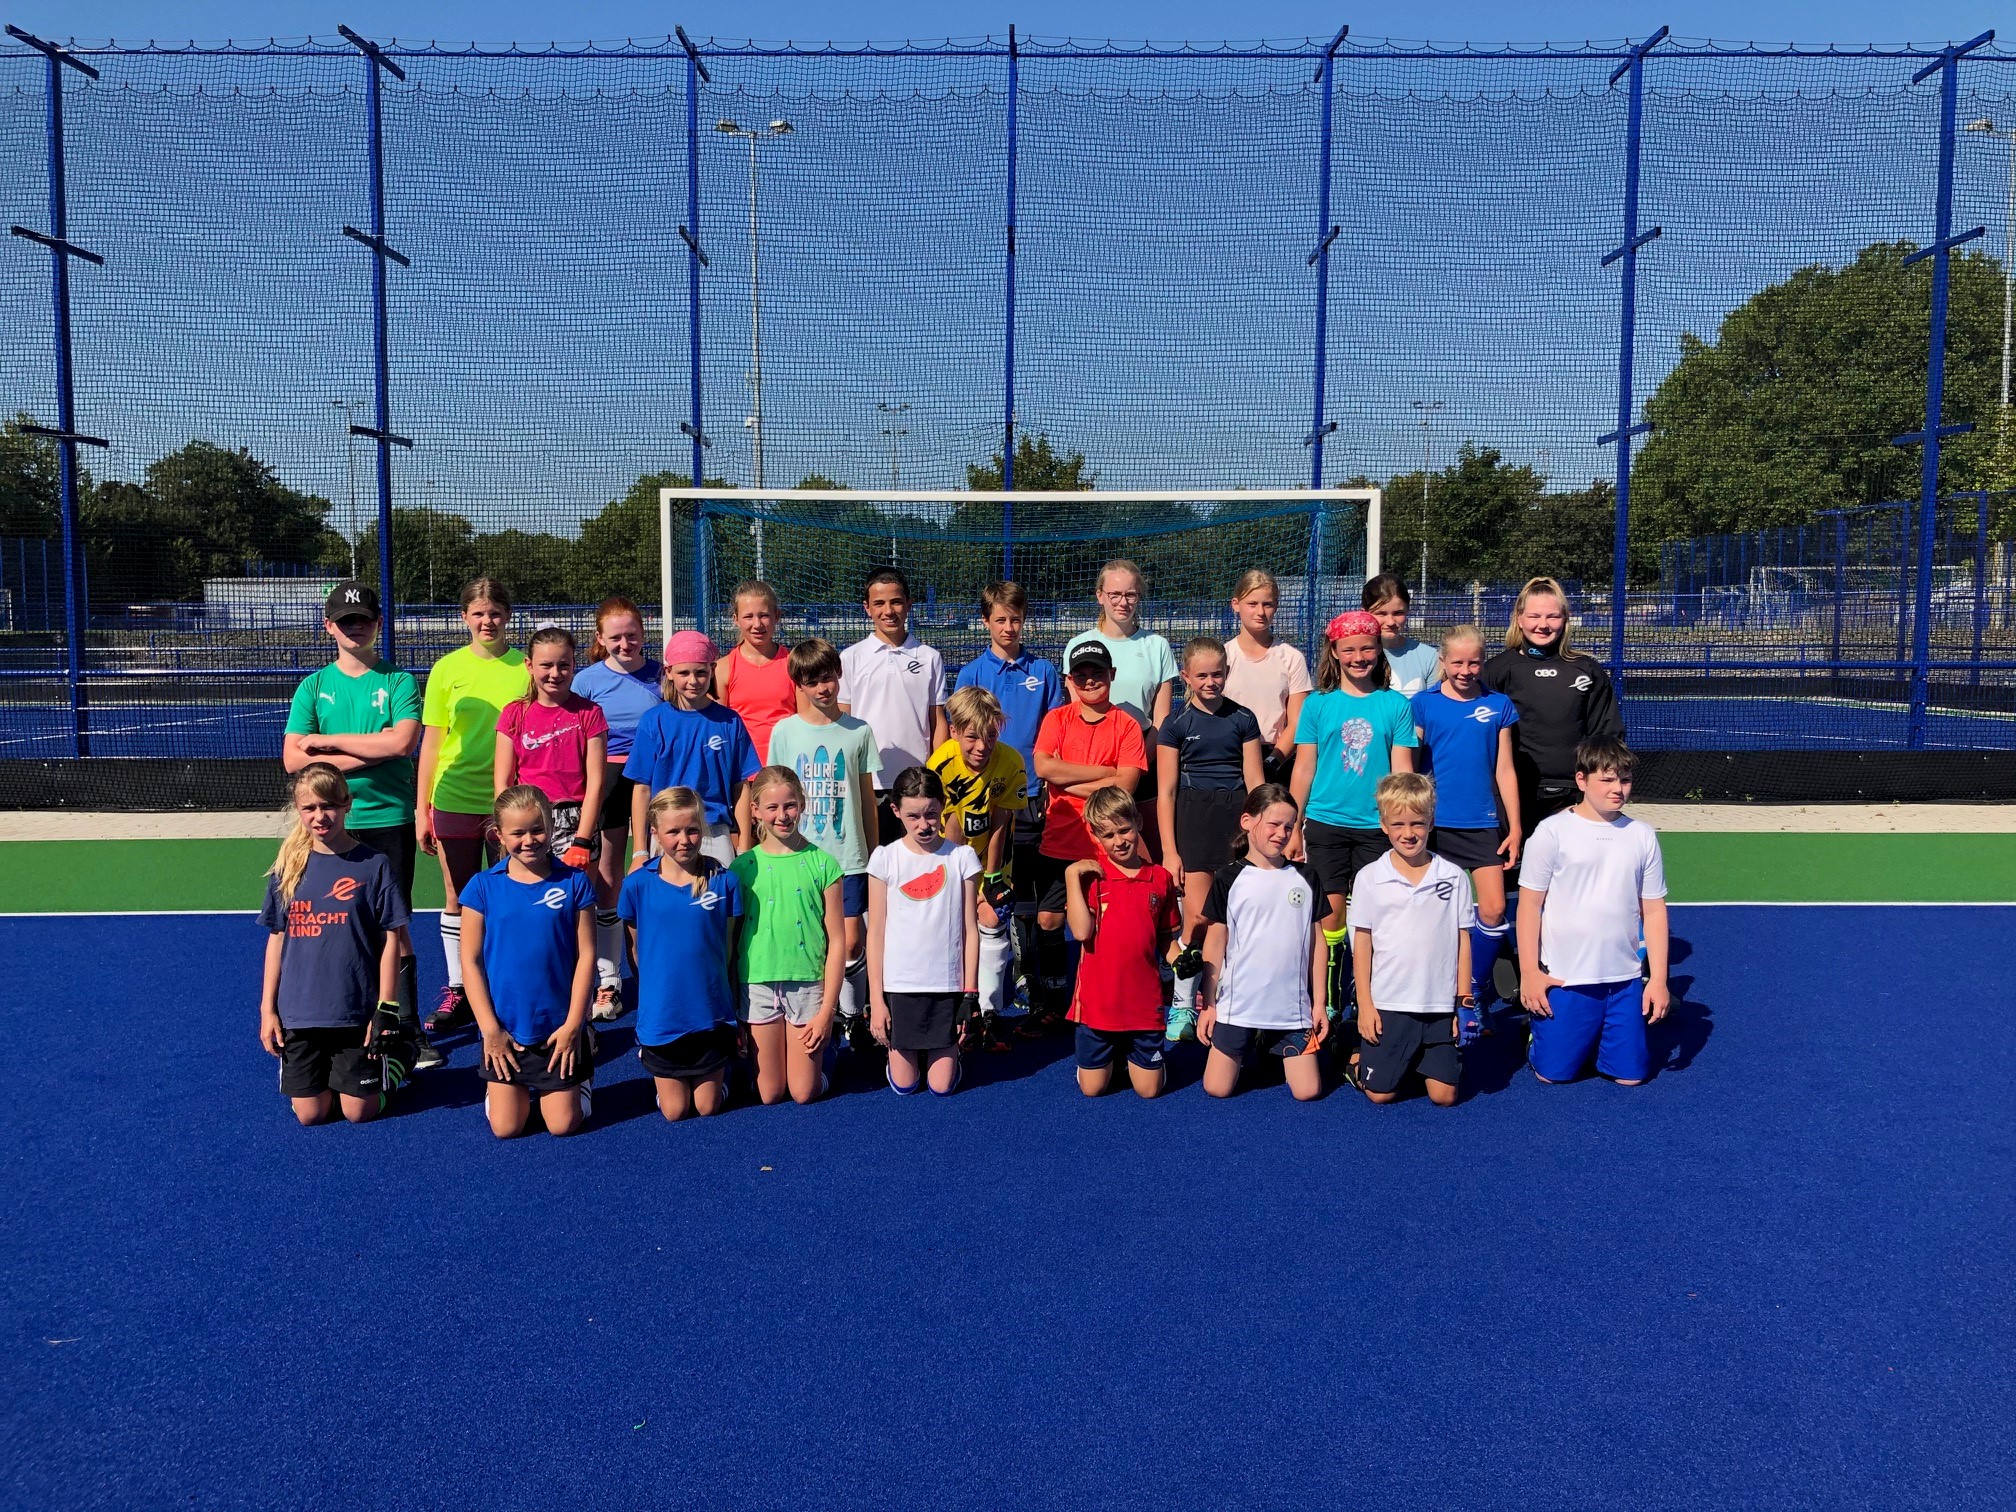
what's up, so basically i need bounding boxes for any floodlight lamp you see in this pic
[716,118,742,133]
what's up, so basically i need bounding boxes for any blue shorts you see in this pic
[1529,979,1648,1083]
[1074,1024,1167,1072]
[841,872,869,919]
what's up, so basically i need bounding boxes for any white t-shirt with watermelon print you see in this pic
[867,836,982,993]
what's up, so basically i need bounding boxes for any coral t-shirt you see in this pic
[1034,704,1149,861]
[721,648,797,764]
[1069,853,1179,1033]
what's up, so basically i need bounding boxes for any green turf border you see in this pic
[1,832,2012,913]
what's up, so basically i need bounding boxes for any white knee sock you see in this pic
[978,920,1013,1017]
[838,953,867,1019]
[594,911,623,989]
[440,911,463,989]
[1172,967,1198,1014]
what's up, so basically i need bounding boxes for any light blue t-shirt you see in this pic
[623,701,760,824]
[572,658,662,759]
[768,713,882,875]
[458,860,596,1045]
[1293,687,1418,829]
[617,861,742,1045]
[1063,627,1177,731]
[1411,687,1519,830]
[1384,639,1442,696]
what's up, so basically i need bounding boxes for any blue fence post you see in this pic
[1971,489,1989,686]
[1896,30,1993,749]
[693,504,713,639]
[1598,27,1668,707]
[1827,510,1845,666]
[337,26,413,666]
[1303,24,1348,656]
[7,27,108,756]
[1001,24,1019,577]
[674,28,711,634]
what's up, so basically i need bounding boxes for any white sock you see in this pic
[839,954,867,1019]
[440,912,463,989]
[978,920,1012,1017]
[594,912,623,989]
[1172,967,1198,1014]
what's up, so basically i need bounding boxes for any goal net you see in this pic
[657,488,1380,668]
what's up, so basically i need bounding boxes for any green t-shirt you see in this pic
[284,661,423,829]
[420,645,531,815]
[730,842,842,985]
[766,713,882,876]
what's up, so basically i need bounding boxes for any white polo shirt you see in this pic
[1201,857,1326,1030]
[840,633,946,790]
[1347,851,1476,1015]
[1521,809,1667,986]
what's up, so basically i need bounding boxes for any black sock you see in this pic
[1035,926,1068,1015]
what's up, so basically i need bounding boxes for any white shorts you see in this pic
[742,981,823,1027]
[700,820,736,869]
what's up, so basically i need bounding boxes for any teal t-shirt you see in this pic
[767,714,882,875]
[730,843,842,984]
[285,662,422,828]
[1293,687,1418,829]
[1062,627,1177,731]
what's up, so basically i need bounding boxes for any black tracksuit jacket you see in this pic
[1481,643,1625,818]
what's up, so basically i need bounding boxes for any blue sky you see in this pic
[5,3,2014,551]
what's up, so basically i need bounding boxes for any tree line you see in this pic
[3,237,2008,607]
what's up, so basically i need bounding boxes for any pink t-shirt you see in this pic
[1223,638,1314,746]
[495,693,609,805]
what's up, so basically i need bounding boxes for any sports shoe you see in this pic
[425,985,472,1034]
[591,983,624,1023]
[981,1010,1012,1054]
[1164,1006,1197,1044]
[1492,957,1523,1012]
[413,1036,445,1071]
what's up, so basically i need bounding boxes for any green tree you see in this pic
[473,527,575,607]
[570,470,729,611]
[965,433,1095,493]
[1631,241,2005,544]
[353,507,480,605]
[0,414,70,538]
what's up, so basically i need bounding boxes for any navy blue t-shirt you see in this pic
[623,701,760,825]
[458,859,596,1045]
[618,860,743,1046]
[1162,697,1262,791]
[258,845,410,1029]
[1411,687,1519,830]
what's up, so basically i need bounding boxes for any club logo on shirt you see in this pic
[538,886,569,910]
[1289,888,1306,907]
[328,876,361,902]
[1022,675,1041,692]
[1339,717,1374,775]
[1433,879,1454,900]
[706,734,726,752]
[1534,667,1558,678]
[1467,705,1495,724]
[371,688,389,715]
[906,659,922,675]
[1572,674,1593,692]
[695,888,721,912]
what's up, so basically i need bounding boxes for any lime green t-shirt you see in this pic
[730,842,842,985]
[285,661,423,829]
[420,645,530,815]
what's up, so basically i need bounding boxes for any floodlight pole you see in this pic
[1001,24,1020,578]
[718,117,794,581]
[1411,399,1441,595]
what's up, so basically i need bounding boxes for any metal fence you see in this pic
[6,27,2016,790]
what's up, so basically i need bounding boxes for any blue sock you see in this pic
[1470,921,1509,1003]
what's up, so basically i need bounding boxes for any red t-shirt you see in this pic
[1034,704,1149,860]
[495,693,609,805]
[1069,854,1179,1032]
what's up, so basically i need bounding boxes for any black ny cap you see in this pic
[324,580,380,619]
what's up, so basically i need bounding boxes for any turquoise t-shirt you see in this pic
[1293,687,1419,829]
[1063,627,1176,731]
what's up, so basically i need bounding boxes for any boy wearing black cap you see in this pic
[282,580,435,1064]
[1023,641,1148,1034]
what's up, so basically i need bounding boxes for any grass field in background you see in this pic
[1,833,2012,913]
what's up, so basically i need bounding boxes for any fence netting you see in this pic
[4,33,2016,806]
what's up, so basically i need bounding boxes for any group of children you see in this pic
[262,561,1667,1136]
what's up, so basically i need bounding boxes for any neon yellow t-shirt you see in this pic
[926,738,1028,862]
[421,645,530,814]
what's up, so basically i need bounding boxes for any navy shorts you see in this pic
[841,872,869,919]
[639,1025,739,1082]
[278,1026,377,1099]
[886,991,965,1052]
[1431,825,1505,873]
[1208,1021,1316,1065]
[1529,979,1649,1083]
[1302,820,1387,903]
[1354,1009,1460,1093]
[1074,1024,1167,1072]
[479,1033,595,1093]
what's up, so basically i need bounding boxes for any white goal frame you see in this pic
[657,487,1381,628]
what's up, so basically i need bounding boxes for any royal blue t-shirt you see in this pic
[954,648,1064,796]
[623,700,760,824]
[572,658,662,759]
[1163,696,1262,791]
[258,845,410,1029]
[1412,687,1520,830]
[458,859,596,1045]
[617,860,743,1046]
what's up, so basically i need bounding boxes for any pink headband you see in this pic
[1326,610,1382,642]
[664,630,718,666]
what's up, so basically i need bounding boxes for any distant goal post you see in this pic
[657,487,1381,648]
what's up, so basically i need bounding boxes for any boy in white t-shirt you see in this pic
[1347,772,1476,1106]
[1516,736,1670,1086]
